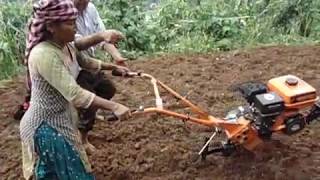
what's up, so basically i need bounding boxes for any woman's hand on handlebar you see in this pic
[112,103,131,121]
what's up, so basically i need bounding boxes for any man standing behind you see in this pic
[74,0,127,65]
[74,0,128,152]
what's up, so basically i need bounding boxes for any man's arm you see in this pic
[74,32,106,51]
[77,3,127,65]
[76,50,129,72]
[87,56,129,71]
[90,4,127,65]
[74,30,125,51]
[103,43,127,65]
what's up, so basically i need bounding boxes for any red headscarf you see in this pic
[25,0,78,64]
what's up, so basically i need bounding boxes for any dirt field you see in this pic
[1,45,320,180]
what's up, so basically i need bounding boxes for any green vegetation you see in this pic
[1,0,320,79]
[0,1,30,79]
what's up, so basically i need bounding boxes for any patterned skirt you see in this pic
[34,122,95,180]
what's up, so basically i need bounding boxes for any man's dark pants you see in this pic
[76,70,116,133]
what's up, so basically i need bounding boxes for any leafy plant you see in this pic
[0,1,30,79]
[0,0,320,79]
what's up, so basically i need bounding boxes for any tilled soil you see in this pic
[1,45,320,180]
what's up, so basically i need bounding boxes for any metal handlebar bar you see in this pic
[110,70,262,152]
